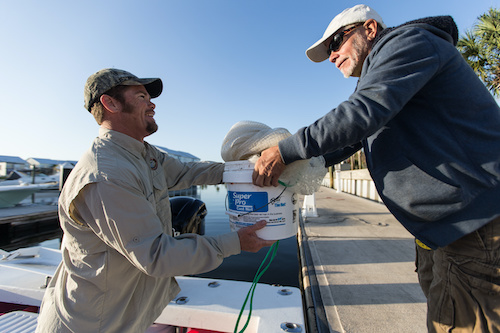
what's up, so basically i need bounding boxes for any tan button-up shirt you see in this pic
[36,128,240,333]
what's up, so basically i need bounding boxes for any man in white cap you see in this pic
[253,4,500,332]
[36,68,275,333]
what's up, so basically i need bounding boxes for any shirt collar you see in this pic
[98,127,147,159]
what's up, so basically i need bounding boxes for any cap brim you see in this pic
[306,38,331,63]
[144,79,163,98]
[122,78,163,98]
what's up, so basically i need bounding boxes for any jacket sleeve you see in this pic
[322,143,363,167]
[279,26,442,164]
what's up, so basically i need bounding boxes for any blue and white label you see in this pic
[228,191,269,212]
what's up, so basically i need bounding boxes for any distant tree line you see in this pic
[458,8,500,97]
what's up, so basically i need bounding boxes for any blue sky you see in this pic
[1,0,498,163]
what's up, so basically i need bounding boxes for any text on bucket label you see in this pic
[228,191,274,212]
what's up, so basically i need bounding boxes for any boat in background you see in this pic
[0,171,59,188]
[0,183,54,209]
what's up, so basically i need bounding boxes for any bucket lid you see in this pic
[224,160,255,172]
[223,160,255,183]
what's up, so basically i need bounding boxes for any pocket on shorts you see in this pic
[450,257,500,292]
[440,257,500,331]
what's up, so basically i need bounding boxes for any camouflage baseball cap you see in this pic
[84,68,163,111]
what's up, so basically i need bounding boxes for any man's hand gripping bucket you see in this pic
[223,160,298,240]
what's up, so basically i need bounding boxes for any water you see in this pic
[194,185,300,287]
[36,185,300,288]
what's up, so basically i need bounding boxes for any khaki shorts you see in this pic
[416,217,500,333]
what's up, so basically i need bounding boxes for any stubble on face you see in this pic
[146,122,158,135]
[341,33,368,78]
[121,99,159,136]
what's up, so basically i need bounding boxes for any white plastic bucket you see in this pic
[223,160,298,240]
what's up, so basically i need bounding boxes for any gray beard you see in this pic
[343,33,366,78]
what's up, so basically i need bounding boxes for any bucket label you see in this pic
[228,191,269,213]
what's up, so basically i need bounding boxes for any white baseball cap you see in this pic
[306,4,386,63]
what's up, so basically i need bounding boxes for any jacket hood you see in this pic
[374,15,458,46]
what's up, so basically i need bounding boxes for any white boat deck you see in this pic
[0,247,305,333]
[0,311,38,333]
[157,276,303,332]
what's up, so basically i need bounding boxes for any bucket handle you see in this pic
[225,211,241,218]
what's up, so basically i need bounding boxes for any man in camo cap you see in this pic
[36,68,274,333]
[84,68,162,129]
[84,68,163,111]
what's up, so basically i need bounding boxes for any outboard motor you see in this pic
[170,196,207,236]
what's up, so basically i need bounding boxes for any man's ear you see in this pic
[100,94,121,113]
[363,19,379,41]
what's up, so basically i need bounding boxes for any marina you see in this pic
[1,0,495,330]
[0,183,428,332]
[0,185,305,333]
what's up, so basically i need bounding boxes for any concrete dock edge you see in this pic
[298,218,331,333]
[297,187,427,333]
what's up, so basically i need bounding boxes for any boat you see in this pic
[0,246,304,333]
[0,183,55,209]
[0,171,59,188]
[0,196,306,332]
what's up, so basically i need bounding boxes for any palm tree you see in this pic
[458,8,500,96]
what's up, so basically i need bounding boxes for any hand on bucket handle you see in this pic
[237,220,276,252]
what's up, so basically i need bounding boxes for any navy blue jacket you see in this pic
[279,16,500,249]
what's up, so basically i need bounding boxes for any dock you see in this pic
[298,186,427,333]
[0,204,59,250]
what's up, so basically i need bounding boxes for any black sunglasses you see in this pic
[327,24,363,55]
